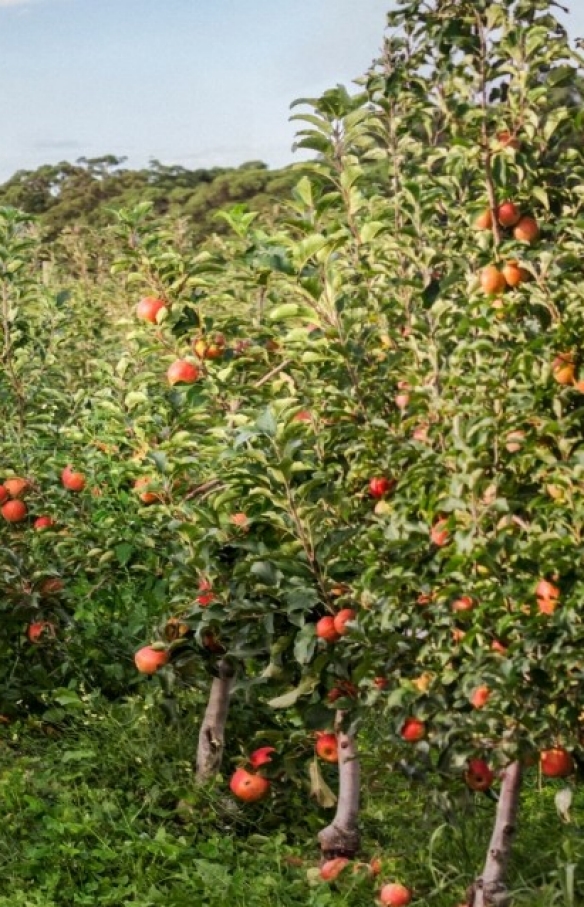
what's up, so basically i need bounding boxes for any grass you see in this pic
[0,700,583,906]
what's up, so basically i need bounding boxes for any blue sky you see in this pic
[0,0,389,180]
[0,0,583,182]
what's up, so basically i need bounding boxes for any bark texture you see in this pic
[470,760,523,907]
[195,659,234,782]
[317,713,360,859]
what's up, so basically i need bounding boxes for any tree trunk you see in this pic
[470,761,523,907]
[317,712,361,859]
[195,658,234,783]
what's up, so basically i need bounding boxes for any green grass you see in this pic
[0,702,582,906]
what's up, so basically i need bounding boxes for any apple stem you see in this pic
[317,712,360,859]
[470,760,522,907]
[195,658,235,783]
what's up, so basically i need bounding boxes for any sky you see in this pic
[0,0,583,183]
[0,0,389,181]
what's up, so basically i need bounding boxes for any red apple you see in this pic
[61,466,86,492]
[333,608,356,636]
[229,767,270,802]
[400,718,425,742]
[0,485,7,505]
[470,685,490,709]
[379,882,412,906]
[33,516,55,531]
[465,758,494,792]
[315,616,340,643]
[167,359,200,386]
[369,477,395,498]
[249,746,276,769]
[134,645,169,674]
[319,857,349,881]
[497,201,521,227]
[315,732,338,763]
[1,500,27,522]
[430,518,450,547]
[4,477,29,498]
[451,596,474,612]
[513,216,539,244]
[26,620,57,644]
[541,747,573,778]
[136,296,166,323]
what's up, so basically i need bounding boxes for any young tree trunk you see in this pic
[470,761,523,907]
[317,712,360,859]
[195,658,234,783]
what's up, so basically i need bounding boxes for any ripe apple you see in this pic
[430,518,450,547]
[133,477,161,504]
[373,677,389,690]
[134,645,169,674]
[315,732,338,763]
[61,466,86,492]
[470,685,491,709]
[0,485,7,504]
[33,516,55,531]
[452,628,466,644]
[535,579,560,615]
[369,477,395,498]
[491,639,508,655]
[167,359,200,385]
[497,201,521,227]
[293,409,312,423]
[4,477,29,498]
[136,296,166,323]
[451,596,474,612]
[26,620,57,644]
[196,577,215,607]
[379,882,412,906]
[465,758,494,792]
[249,746,276,769]
[480,264,506,295]
[473,209,493,231]
[540,747,573,778]
[1,500,27,522]
[229,767,270,802]
[400,717,426,742]
[319,857,349,881]
[327,680,358,703]
[513,216,539,244]
[333,608,356,636]
[315,616,341,643]
[502,260,529,287]
[552,354,575,386]
[230,511,249,529]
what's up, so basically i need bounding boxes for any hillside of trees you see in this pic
[0,156,300,243]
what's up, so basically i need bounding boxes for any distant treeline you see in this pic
[0,156,300,242]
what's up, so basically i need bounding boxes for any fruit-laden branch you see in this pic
[195,658,235,782]
[470,760,523,907]
[317,712,360,859]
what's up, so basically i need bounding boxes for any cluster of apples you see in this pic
[474,200,539,297]
[229,744,275,802]
[315,609,356,643]
[318,857,412,906]
[136,295,227,386]
[0,466,85,526]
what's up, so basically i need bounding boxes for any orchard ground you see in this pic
[0,702,581,907]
